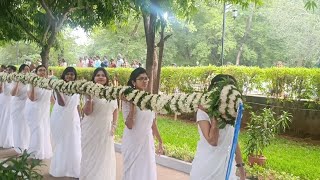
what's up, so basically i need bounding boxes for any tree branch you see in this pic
[6,9,41,44]
[42,23,51,45]
[39,0,56,21]
[57,6,82,30]
[131,18,141,36]
[156,34,172,47]
[163,34,172,42]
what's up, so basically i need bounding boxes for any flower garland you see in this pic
[0,72,242,129]
[207,79,243,128]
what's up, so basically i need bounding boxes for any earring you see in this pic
[133,84,136,89]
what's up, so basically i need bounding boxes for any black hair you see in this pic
[1,65,6,69]
[208,74,237,91]
[18,64,30,73]
[127,67,147,88]
[35,65,47,74]
[61,67,77,81]
[91,67,109,86]
[7,65,17,72]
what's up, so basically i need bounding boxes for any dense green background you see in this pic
[1,0,320,68]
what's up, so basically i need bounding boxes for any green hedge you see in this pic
[49,66,320,101]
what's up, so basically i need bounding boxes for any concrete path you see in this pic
[0,148,189,180]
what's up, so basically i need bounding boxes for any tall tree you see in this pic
[130,0,263,93]
[0,0,87,67]
[0,0,137,67]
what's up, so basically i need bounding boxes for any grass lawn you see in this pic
[115,113,320,180]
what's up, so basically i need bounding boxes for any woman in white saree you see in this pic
[190,74,246,180]
[25,65,52,159]
[0,65,16,148]
[122,67,164,180]
[10,64,30,153]
[80,67,118,180]
[50,67,81,178]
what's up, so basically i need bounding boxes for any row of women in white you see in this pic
[0,64,246,180]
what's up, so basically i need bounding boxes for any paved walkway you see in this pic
[0,148,189,180]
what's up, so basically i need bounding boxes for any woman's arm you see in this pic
[198,118,219,146]
[27,86,37,101]
[82,95,93,115]
[54,90,65,106]
[110,108,119,136]
[10,82,19,96]
[124,102,135,129]
[152,117,164,155]
[235,143,246,180]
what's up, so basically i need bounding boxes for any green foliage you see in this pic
[305,0,318,11]
[246,165,302,180]
[0,150,43,180]
[0,41,40,65]
[245,108,292,157]
[0,0,136,66]
[85,19,146,61]
[1,0,319,67]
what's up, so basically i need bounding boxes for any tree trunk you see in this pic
[152,47,158,93]
[40,45,50,67]
[143,12,157,93]
[40,23,58,67]
[153,21,166,94]
[236,7,254,65]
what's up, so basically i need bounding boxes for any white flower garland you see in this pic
[0,72,243,128]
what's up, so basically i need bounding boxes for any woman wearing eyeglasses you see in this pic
[121,67,164,180]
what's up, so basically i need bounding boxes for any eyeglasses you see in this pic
[136,77,149,81]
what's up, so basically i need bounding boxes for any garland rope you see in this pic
[0,72,242,128]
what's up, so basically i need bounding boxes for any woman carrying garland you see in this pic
[80,67,118,180]
[25,65,52,159]
[190,74,246,180]
[10,64,30,153]
[50,67,81,178]
[121,67,164,180]
[0,65,16,148]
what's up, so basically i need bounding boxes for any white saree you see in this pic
[50,93,81,178]
[25,85,52,159]
[190,109,237,180]
[0,82,14,148]
[10,83,30,153]
[121,101,157,180]
[80,97,117,180]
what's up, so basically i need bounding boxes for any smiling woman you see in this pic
[80,67,118,180]
[49,67,81,178]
